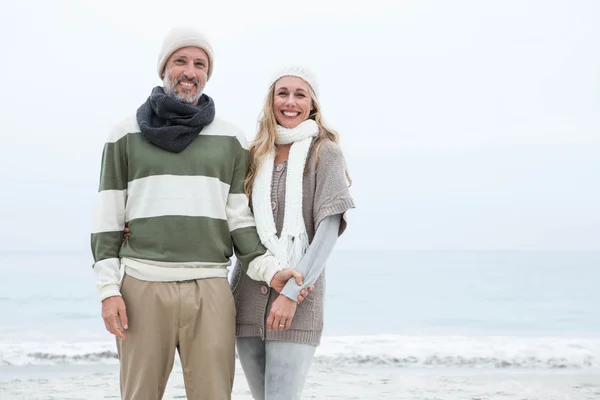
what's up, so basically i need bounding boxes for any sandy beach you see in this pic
[2,361,600,399]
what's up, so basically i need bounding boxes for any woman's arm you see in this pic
[280,213,342,301]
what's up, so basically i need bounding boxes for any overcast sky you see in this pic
[0,0,598,253]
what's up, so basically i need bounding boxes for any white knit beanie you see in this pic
[157,26,214,81]
[269,65,319,97]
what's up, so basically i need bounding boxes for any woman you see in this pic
[231,65,354,399]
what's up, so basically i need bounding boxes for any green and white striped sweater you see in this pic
[91,115,273,301]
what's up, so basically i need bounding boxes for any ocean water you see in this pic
[1,250,599,367]
[1,250,600,398]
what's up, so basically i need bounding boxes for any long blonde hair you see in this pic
[244,83,351,198]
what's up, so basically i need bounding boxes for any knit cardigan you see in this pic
[230,139,354,346]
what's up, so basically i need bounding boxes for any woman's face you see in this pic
[272,76,313,128]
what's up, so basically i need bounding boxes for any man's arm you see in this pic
[90,125,128,301]
[226,139,281,285]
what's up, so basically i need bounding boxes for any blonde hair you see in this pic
[244,82,351,198]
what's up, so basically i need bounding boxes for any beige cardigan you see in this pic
[230,139,355,346]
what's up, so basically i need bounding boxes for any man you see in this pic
[90,26,306,400]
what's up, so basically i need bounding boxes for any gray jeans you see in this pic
[236,337,316,400]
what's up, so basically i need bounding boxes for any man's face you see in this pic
[162,46,209,106]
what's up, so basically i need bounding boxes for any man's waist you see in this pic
[122,257,230,282]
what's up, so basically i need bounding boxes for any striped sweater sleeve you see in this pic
[90,125,128,301]
[226,136,279,280]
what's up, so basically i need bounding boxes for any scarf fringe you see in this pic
[274,231,309,269]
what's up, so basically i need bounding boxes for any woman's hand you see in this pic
[267,294,298,331]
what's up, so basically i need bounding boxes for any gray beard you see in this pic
[163,71,203,105]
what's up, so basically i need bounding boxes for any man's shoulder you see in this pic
[202,116,249,149]
[107,115,140,143]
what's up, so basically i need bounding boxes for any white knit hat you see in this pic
[269,65,319,97]
[157,26,214,81]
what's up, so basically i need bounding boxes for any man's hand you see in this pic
[269,268,312,303]
[267,295,297,331]
[102,296,128,339]
[123,227,131,242]
[270,268,303,292]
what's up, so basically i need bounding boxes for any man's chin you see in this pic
[174,92,201,105]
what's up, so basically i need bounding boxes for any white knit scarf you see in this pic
[252,119,320,269]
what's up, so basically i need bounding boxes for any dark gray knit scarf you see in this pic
[136,86,216,153]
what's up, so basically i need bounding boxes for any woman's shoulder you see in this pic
[311,139,345,165]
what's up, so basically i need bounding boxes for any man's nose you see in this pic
[183,63,196,80]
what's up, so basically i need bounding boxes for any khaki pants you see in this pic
[116,274,236,400]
